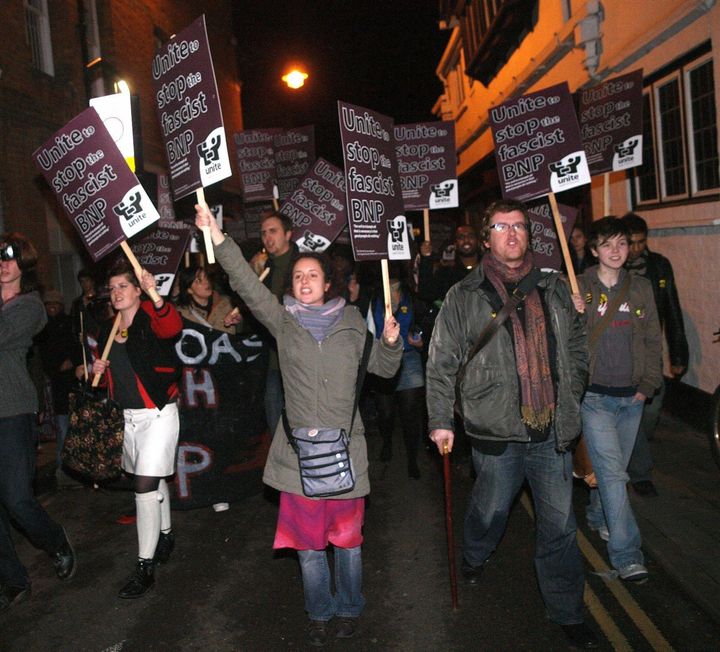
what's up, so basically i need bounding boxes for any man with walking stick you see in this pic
[426,199,597,649]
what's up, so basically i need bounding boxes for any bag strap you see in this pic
[587,273,632,351]
[457,267,542,386]
[283,330,374,446]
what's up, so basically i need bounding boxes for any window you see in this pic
[25,0,54,75]
[634,50,718,204]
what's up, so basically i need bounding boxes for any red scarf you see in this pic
[482,251,555,430]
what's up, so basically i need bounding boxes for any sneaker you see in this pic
[0,584,30,614]
[307,620,328,647]
[335,616,358,639]
[619,563,648,583]
[590,525,609,542]
[51,530,76,581]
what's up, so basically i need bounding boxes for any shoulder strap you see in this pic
[587,273,632,350]
[457,267,542,385]
[283,330,374,445]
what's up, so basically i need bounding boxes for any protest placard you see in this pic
[395,120,458,211]
[526,198,577,270]
[32,107,160,262]
[338,101,410,262]
[126,220,192,296]
[274,125,316,199]
[579,69,643,175]
[280,157,347,253]
[89,92,135,172]
[234,128,280,203]
[151,14,232,201]
[489,82,590,202]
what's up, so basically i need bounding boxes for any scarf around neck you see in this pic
[482,250,555,430]
[284,295,346,341]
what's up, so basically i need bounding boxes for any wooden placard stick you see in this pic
[258,267,270,283]
[603,172,611,216]
[272,184,280,212]
[119,241,162,304]
[196,187,215,264]
[547,192,579,295]
[423,208,430,242]
[80,312,88,382]
[380,258,392,321]
[91,311,122,388]
[184,251,190,268]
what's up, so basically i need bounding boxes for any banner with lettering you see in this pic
[151,14,232,200]
[338,101,410,261]
[274,126,316,199]
[89,92,135,172]
[172,322,269,509]
[526,198,577,270]
[280,157,347,252]
[126,220,192,295]
[489,82,590,202]
[32,107,160,262]
[579,70,644,174]
[234,128,281,202]
[395,120,458,210]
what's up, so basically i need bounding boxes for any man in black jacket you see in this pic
[621,213,689,497]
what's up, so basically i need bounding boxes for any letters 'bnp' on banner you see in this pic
[32,107,160,262]
[489,82,591,202]
[280,157,347,253]
[127,219,192,296]
[526,198,577,271]
[151,14,232,200]
[338,101,410,261]
[579,69,644,175]
[234,128,280,203]
[395,120,458,211]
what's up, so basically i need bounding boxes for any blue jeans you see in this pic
[464,437,585,625]
[297,546,365,621]
[0,413,66,588]
[628,380,664,483]
[55,414,69,469]
[581,392,644,570]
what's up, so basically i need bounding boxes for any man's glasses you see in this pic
[489,223,528,234]
[0,244,19,262]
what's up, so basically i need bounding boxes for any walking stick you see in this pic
[443,442,459,609]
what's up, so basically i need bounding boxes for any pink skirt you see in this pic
[273,492,365,550]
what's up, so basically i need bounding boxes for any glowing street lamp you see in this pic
[282,69,308,89]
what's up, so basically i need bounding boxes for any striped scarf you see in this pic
[284,296,346,341]
[482,251,555,430]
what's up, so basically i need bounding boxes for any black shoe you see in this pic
[0,584,30,613]
[307,620,328,647]
[632,480,658,497]
[335,616,358,639]
[118,558,155,599]
[461,559,484,585]
[153,531,175,565]
[562,623,599,649]
[51,530,76,581]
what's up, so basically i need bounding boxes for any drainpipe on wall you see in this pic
[576,0,604,80]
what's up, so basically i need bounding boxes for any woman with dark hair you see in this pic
[91,258,182,599]
[175,264,242,333]
[0,233,76,613]
[369,261,426,478]
[195,205,402,646]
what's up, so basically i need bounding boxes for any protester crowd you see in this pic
[0,201,688,650]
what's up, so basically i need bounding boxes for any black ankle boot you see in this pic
[118,558,154,599]
[153,531,175,565]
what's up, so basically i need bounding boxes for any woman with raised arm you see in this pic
[91,258,182,599]
[195,205,402,647]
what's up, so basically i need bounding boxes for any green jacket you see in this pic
[426,266,588,451]
[214,238,402,497]
[577,268,662,399]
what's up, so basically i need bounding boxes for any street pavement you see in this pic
[1,410,719,651]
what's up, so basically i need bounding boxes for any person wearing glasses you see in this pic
[426,200,596,649]
[0,233,76,614]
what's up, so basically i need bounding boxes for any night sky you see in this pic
[232,2,449,166]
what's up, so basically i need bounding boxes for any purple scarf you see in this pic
[284,296,346,341]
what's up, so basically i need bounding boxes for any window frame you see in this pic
[24,0,54,76]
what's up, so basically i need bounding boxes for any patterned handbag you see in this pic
[62,386,124,481]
